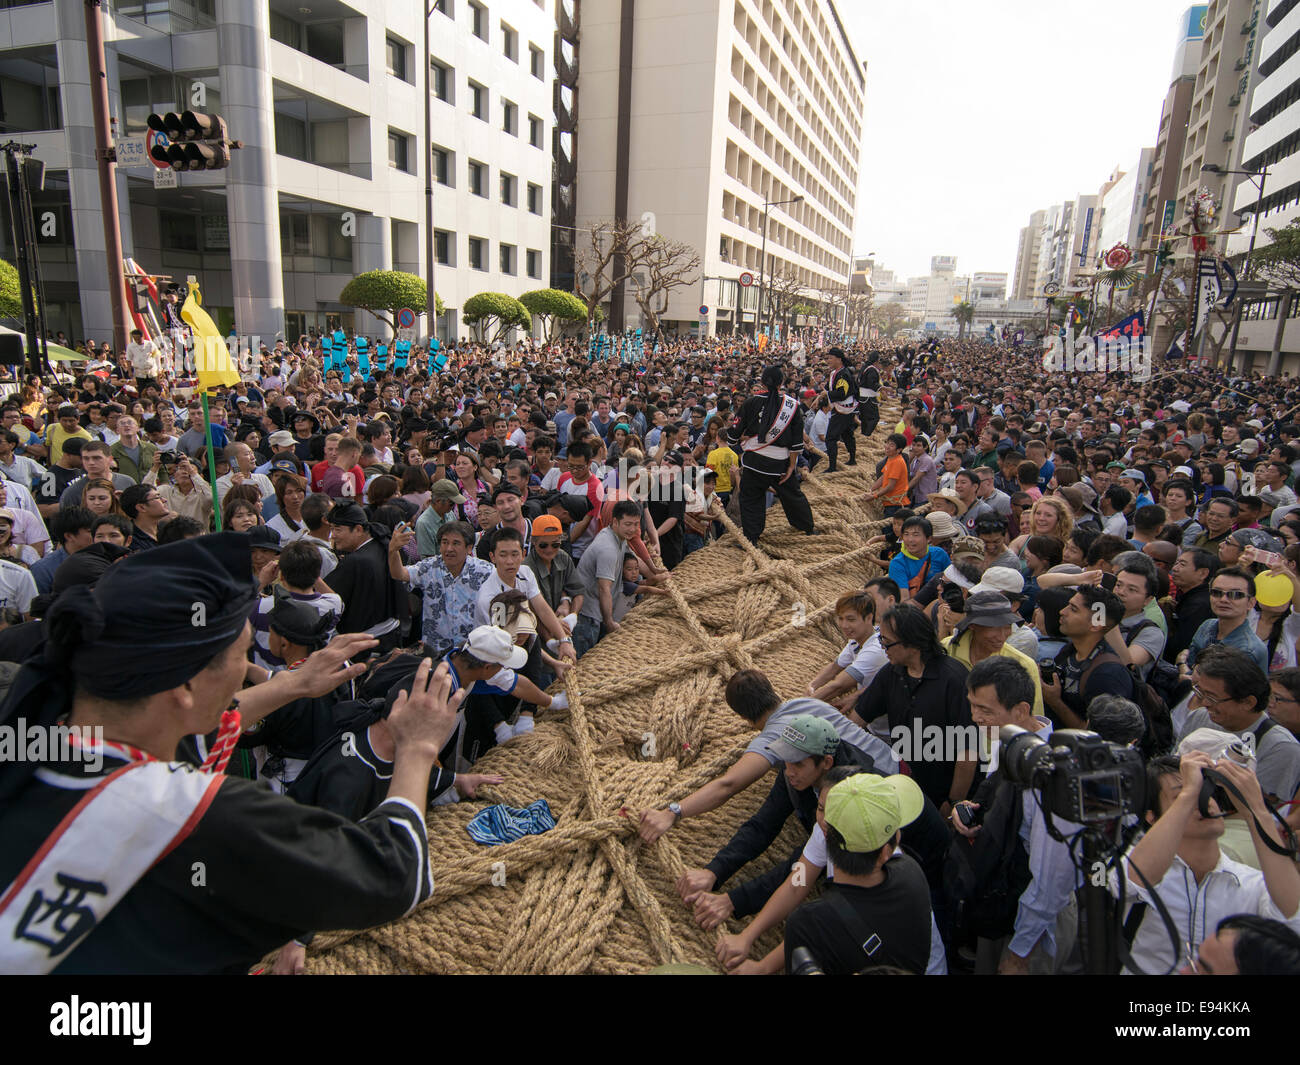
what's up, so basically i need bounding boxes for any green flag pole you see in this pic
[200,388,222,530]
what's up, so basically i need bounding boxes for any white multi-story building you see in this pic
[1227,0,1300,372]
[1097,150,1155,255]
[574,0,865,336]
[0,0,555,343]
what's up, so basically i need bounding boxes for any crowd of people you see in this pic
[2,326,1300,977]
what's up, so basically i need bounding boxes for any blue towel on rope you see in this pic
[465,799,556,846]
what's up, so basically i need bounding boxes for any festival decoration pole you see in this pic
[200,389,222,530]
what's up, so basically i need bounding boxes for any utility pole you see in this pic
[424,4,437,342]
[83,0,130,356]
[1,143,50,374]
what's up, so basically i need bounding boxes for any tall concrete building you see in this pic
[1226,0,1300,371]
[1140,5,1207,271]
[574,0,865,335]
[1176,0,1263,242]
[0,0,556,343]
[1010,208,1046,300]
[1096,150,1155,254]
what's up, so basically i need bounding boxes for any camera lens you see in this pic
[999,724,1053,786]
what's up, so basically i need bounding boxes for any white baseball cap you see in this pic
[970,565,1025,597]
[464,625,528,669]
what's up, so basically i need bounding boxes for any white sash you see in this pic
[0,760,221,974]
[742,394,797,452]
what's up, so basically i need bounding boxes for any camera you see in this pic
[1199,740,1254,816]
[999,726,1145,824]
[940,582,966,613]
[1038,659,1057,685]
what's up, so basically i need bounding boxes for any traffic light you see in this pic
[146,111,242,171]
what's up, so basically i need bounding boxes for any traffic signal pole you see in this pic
[83,0,131,357]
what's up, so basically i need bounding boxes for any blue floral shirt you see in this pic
[408,555,495,650]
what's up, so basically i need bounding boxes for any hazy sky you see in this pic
[843,0,1201,283]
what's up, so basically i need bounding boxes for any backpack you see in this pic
[1085,625,1176,758]
[942,771,1030,941]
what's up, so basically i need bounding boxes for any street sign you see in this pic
[116,138,148,168]
[738,271,754,287]
[154,166,177,189]
[146,130,171,170]
[398,327,415,343]
[698,305,709,316]
[396,307,416,329]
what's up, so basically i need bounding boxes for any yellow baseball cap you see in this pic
[824,773,924,853]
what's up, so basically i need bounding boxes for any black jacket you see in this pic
[1164,583,1212,663]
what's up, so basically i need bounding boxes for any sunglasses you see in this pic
[534,540,562,549]
[1209,588,1250,600]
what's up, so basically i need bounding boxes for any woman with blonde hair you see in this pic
[1009,494,1073,556]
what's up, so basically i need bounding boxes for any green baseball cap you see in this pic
[825,773,924,853]
[766,713,840,764]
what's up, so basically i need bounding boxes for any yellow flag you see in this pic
[181,279,240,390]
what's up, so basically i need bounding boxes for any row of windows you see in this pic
[434,230,542,278]
[428,62,545,147]
[432,0,547,78]
[427,147,545,214]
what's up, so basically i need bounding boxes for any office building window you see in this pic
[500,172,516,206]
[431,59,452,102]
[526,249,541,278]
[432,145,452,185]
[434,229,452,266]
[528,114,543,148]
[500,243,515,274]
[527,182,542,214]
[469,236,485,270]
[470,1,486,40]
[468,159,487,196]
[386,37,409,82]
[469,80,487,120]
[433,0,451,15]
[529,44,544,79]
[502,99,517,135]
[502,22,517,61]
[387,130,411,172]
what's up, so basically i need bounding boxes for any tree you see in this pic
[0,259,34,319]
[1252,222,1300,289]
[844,292,872,340]
[573,219,656,322]
[520,288,587,341]
[463,292,531,342]
[952,300,975,339]
[869,301,913,339]
[764,265,806,333]
[629,235,701,335]
[339,270,440,332]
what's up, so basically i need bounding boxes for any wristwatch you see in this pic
[668,801,683,821]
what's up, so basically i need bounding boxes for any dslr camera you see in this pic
[1000,726,1145,824]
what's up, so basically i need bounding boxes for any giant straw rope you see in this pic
[301,404,899,974]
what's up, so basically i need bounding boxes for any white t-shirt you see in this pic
[0,559,37,612]
[539,466,562,492]
[475,564,542,627]
[836,633,888,691]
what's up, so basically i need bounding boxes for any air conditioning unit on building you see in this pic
[1223,128,1236,142]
